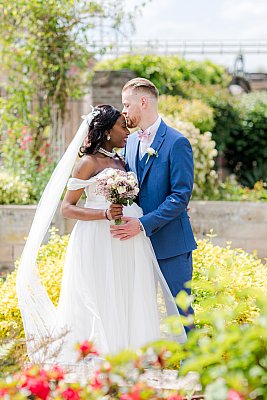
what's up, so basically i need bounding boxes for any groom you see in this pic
[111,77,197,332]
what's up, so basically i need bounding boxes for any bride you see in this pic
[16,104,186,365]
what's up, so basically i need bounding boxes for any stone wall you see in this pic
[1,201,267,274]
[0,205,65,274]
[92,70,137,110]
[190,201,267,256]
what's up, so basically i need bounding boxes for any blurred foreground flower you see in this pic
[76,339,99,360]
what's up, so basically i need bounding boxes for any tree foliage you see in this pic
[0,0,142,164]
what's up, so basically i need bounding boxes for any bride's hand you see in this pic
[108,204,123,220]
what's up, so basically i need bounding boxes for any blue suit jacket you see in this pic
[125,119,197,260]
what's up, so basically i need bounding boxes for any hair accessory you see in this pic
[81,105,101,123]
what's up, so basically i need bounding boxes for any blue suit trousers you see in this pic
[158,252,194,334]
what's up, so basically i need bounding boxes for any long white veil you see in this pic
[16,112,93,361]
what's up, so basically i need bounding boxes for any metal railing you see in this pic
[88,40,267,56]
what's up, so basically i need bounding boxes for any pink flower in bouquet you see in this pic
[76,339,99,359]
[227,389,244,400]
[96,169,139,225]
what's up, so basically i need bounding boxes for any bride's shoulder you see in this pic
[72,155,97,180]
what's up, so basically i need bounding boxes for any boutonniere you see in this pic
[146,147,159,164]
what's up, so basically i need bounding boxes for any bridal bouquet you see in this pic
[96,169,139,224]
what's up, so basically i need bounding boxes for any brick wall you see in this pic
[92,70,137,111]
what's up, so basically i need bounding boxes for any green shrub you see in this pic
[20,161,56,203]
[177,82,241,152]
[193,237,267,326]
[1,123,56,204]
[163,116,218,199]
[211,179,267,202]
[95,54,230,94]
[179,85,267,187]
[0,164,55,205]
[0,169,32,205]
[225,91,267,186]
[177,288,267,399]
[159,95,215,133]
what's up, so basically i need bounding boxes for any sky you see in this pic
[118,0,267,72]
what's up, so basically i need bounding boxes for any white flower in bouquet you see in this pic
[96,169,139,225]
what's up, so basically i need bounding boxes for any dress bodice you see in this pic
[67,169,109,209]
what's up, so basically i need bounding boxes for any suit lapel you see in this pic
[140,120,167,187]
[135,140,141,177]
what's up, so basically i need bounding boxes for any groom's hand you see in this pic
[110,217,140,240]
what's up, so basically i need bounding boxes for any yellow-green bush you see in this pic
[0,229,68,339]
[159,95,215,133]
[0,169,32,205]
[1,230,266,340]
[193,237,267,326]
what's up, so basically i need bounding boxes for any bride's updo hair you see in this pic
[79,104,121,156]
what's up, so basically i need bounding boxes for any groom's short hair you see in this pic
[123,78,159,99]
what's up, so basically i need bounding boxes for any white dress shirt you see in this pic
[139,116,161,159]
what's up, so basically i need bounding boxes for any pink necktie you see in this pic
[138,129,150,141]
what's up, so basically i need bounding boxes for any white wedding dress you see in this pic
[55,168,186,363]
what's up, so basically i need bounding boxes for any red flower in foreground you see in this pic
[227,389,244,400]
[22,377,50,400]
[47,365,65,382]
[91,371,103,391]
[120,383,155,400]
[61,387,81,400]
[20,366,50,400]
[120,392,141,400]
[0,388,8,398]
[76,340,99,359]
